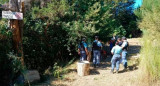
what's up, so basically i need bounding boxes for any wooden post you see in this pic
[9,0,24,65]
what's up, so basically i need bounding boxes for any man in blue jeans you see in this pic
[121,37,129,70]
[78,38,88,61]
[111,42,122,74]
[92,36,102,68]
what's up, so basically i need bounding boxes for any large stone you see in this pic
[77,61,90,76]
[25,70,40,83]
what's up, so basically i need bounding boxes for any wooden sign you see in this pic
[2,11,23,20]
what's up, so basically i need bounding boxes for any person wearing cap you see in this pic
[92,36,102,68]
[117,38,123,46]
[109,38,115,51]
[121,37,129,70]
[111,42,122,74]
[78,38,88,61]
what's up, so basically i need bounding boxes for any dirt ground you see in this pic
[37,38,141,86]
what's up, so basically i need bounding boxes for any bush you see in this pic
[0,21,25,85]
[137,0,160,84]
[23,0,127,74]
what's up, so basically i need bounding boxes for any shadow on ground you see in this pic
[90,69,100,75]
[52,84,67,86]
[118,64,139,74]
[128,45,141,55]
[66,69,77,73]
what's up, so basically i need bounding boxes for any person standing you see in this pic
[111,42,122,74]
[87,39,92,62]
[92,36,102,68]
[78,38,88,61]
[109,38,115,51]
[121,37,129,70]
[117,38,123,46]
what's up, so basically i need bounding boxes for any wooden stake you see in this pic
[9,0,24,65]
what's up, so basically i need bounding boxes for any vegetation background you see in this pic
[135,0,160,84]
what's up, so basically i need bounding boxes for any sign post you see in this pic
[8,0,25,65]
[2,11,23,20]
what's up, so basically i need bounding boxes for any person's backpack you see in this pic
[93,41,100,50]
[124,41,129,50]
[126,41,129,50]
[80,42,85,51]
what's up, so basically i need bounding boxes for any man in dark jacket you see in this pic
[78,38,88,61]
[92,36,102,68]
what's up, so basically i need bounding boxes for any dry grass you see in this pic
[137,0,160,84]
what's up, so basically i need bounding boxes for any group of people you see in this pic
[110,37,129,73]
[78,36,102,67]
[78,36,129,74]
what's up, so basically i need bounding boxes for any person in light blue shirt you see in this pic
[78,38,88,61]
[111,42,122,74]
[92,36,102,68]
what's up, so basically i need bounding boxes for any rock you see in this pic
[25,70,40,83]
[77,61,90,76]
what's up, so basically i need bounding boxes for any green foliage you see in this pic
[53,63,61,78]
[0,20,24,85]
[116,7,141,37]
[136,0,160,84]
[23,0,127,74]
[7,52,25,74]
[0,0,9,4]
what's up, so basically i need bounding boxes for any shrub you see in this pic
[137,0,160,84]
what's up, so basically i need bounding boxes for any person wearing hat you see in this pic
[111,42,122,74]
[78,38,88,61]
[92,36,102,68]
[109,38,115,51]
[117,38,123,46]
[121,37,129,70]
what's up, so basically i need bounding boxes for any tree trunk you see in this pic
[9,0,24,65]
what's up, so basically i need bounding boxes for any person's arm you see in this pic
[120,51,122,58]
[98,41,103,50]
[121,41,127,49]
[85,48,88,55]
[84,43,88,55]
[127,42,129,50]
[78,48,80,55]
[78,45,81,55]
[120,48,123,57]
[111,47,115,55]
[100,44,103,50]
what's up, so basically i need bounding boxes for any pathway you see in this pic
[38,38,141,86]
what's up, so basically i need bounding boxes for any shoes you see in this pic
[111,70,114,74]
[123,68,127,72]
[116,70,119,74]
[96,64,100,68]
[93,64,100,68]
[93,64,96,68]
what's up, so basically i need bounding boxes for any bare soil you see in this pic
[37,38,141,86]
